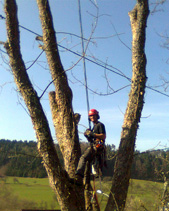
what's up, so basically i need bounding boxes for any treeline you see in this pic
[0,139,169,181]
[131,150,169,181]
[0,139,46,178]
[104,146,169,182]
[0,139,62,178]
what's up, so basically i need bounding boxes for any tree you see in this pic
[3,0,149,210]
[105,0,149,210]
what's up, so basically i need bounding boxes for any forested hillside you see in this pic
[0,139,46,177]
[105,147,169,182]
[0,139,62,178]
[0,139,168,181]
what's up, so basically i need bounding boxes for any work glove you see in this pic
[84,129,95,138]
[84,129,93,143]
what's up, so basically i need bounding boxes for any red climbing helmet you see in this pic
[88,109,99,116]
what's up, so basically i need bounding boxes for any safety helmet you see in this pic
[88,109,100,119]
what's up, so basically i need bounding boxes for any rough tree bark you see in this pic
[4,0,85,210]
[105,0,149,210]
[36,0,81,178]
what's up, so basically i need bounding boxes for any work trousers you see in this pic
[76,146,95,177]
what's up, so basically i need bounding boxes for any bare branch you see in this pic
[150,0,166,14]
[110,22,131,51]
[71,69,130,96]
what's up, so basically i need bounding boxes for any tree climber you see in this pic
[74,109,106,185]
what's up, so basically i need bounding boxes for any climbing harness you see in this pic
[95,139,105,149]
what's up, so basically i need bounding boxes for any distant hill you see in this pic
[0,139,169,181]
[0,139,47,178]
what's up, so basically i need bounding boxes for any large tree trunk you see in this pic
[4,0,85,210]
[36,0,81,178]
[36,1,100,209]
[105,1,149,210]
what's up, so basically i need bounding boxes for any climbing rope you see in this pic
[77,2,102,209]
[77,0,91,129]
[93,174,100,210]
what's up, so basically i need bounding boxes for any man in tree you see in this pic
[74,109,106,185]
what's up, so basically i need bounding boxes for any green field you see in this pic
[0,177,60,210]
[0,176,165,211]
[96,178,164,210]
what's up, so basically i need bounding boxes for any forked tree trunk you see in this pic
[4,0,149,210]
[36,0,99,209]
[105,1,149,210]
[4,0,85,210]
[36,0,81,178]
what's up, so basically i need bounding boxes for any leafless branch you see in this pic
[110,22,131,51]
[16,91,30,117]
[150,0,166,14]
[71,69,130,96]
[103,60,115,92]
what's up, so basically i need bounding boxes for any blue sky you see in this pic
[0,0,169,152]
